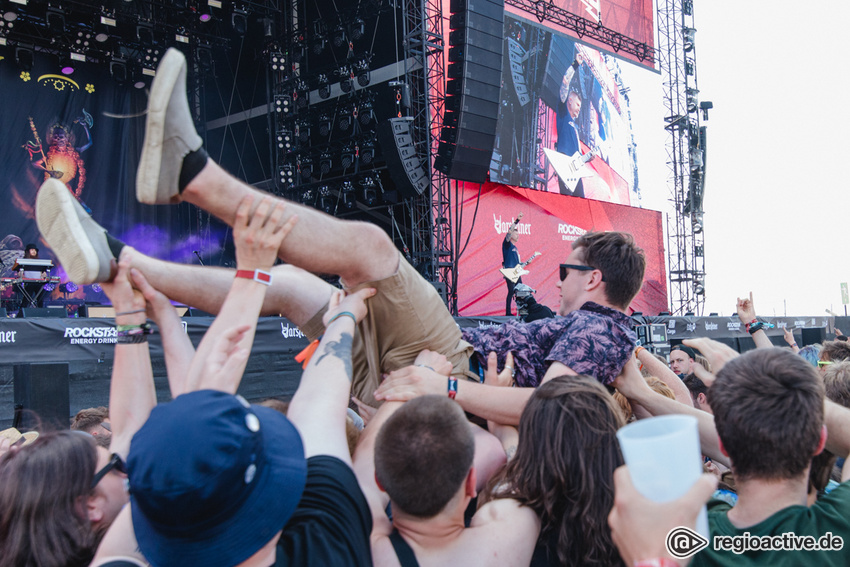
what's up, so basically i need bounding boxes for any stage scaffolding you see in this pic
[659,0,707,315]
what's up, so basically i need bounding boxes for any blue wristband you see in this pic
[328,311,357,325]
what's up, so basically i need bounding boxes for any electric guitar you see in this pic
[543,147,598,192]
[500,252,541,283]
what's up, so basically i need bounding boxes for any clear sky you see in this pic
[620,1,850,317]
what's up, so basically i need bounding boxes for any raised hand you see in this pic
[233,195,297,271]
[322,287,376,328]
[736,291,756,324]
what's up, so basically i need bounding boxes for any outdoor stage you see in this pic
[2,312,845,429]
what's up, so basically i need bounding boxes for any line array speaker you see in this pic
[377,117,429,200]
[435,0,504,183]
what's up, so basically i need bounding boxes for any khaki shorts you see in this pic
[301,254,474,406]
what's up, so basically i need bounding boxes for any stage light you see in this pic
[3,11,17,21]
[15,46,33,71]
[197,47,213,71]
[361,177,377,206]
[60,56,75,75]
[176,32,190,44]
[341,144,355,169]
[232,10,248,35]
[199,11,213,22]
[43,282,55,293]
[349,18,365,41]
[295,80,310,109]
[318,73,331,99]
[319,152,332,175]
[60,282,78,293]
[9,0,27,5]
[358,100,374,126]
[360,141,375,165]
[300,157,314,179]
[332,25,346,47]
[274,94,291,114]
[683,27,696,52]
[297,120,310,143]
[136,24,153,45]
[354,58,370,87]
[301,188,315,205]
[278,164,295,188]
[319,185,334,213]
[318,114,332,138]
[278,129,293,151]
[341,181,356,209]
[291,41,306,63]
[110,59,128,83]
[270,52,285,71]
[46,8,65,32]
[686,87,699,113]
[339,66,353,93]
[338,107,352,132]
[312,36,326,55]
[74,31,92,49]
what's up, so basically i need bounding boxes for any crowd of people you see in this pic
[2,48,849,567]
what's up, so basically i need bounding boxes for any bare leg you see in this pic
[181,161,399,287]
[120,247,334,327]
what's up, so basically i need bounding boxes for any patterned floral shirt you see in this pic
[461,302,636,387]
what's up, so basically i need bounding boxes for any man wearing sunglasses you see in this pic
[376,231,645,424]
[36,49,645,427]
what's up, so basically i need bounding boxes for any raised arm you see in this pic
[635,346,694,406]
[375,366,535,426]
[823,399,850,481]
[100,259,156,459]
[130,268,195,397]
[737,291,773,349]
[184,195,296,393]
[287,287,376,464]
[613,354,729,467]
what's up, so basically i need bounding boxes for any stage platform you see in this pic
[1,312,845,429]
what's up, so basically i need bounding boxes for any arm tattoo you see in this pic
[314,332,354,381]
[505,445,517,461]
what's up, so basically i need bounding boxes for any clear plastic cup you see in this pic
[617,414,709,537]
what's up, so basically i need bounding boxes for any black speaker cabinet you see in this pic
[13,363,71,430]
[377,118,429,200]
[436,0,504,182]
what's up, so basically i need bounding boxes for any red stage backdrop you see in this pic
[505,0,656,70]
[456,182,667,316]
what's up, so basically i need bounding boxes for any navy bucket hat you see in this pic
[128,390,307,567]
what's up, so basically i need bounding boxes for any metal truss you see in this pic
[504,0,655,64]
[658,0,706,315]
[403,0,456,312]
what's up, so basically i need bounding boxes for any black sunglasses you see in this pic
[559,263,596,281]
[91,453,127,489]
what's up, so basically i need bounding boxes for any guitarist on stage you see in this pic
[502,212,524,316]
[556,51,586,197]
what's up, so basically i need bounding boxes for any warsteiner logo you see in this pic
[281,323,305,339]
[557,223,587,242]
[64,326,117,345]
[493,214,530,236]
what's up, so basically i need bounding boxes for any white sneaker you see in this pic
[136,48,203,204]
[36,179,114,284]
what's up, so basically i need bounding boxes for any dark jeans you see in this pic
[505,276,522,316]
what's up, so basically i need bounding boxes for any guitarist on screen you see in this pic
[502,212,524,316]
[556,51,587,197]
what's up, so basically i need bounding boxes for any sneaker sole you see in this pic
[136,48,198,205]
[36,179,110,284]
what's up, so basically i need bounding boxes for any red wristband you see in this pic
[447,377,458,400]
[235,269,272,286]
